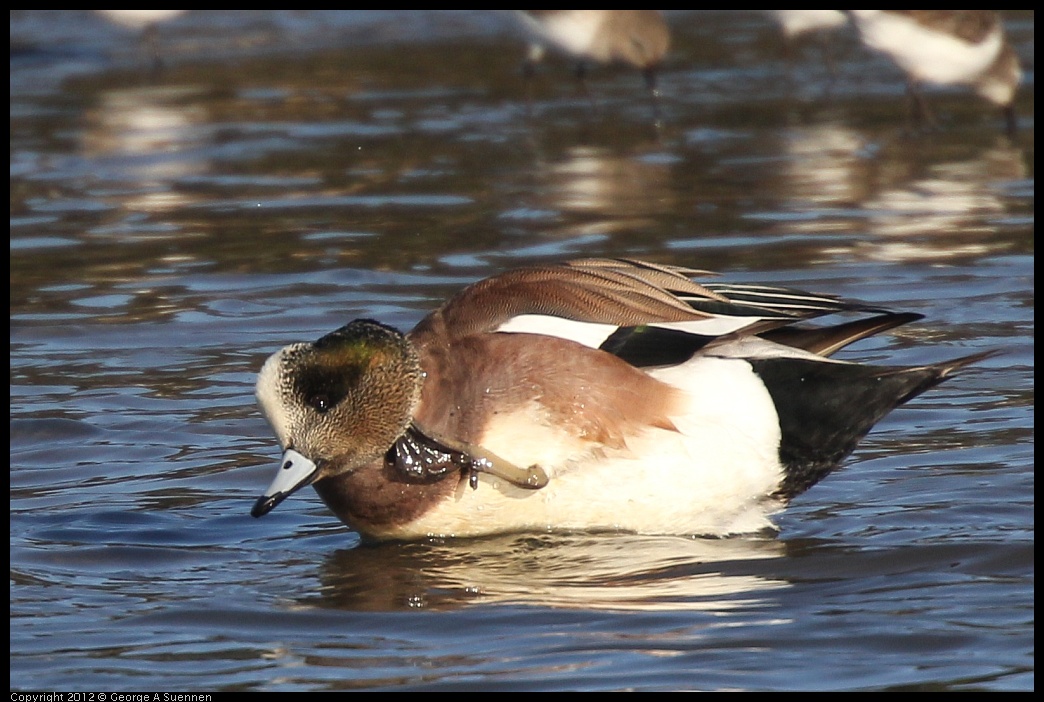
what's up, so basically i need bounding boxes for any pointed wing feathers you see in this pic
[410,258,920,360]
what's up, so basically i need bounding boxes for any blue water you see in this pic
[10,11,1034,691]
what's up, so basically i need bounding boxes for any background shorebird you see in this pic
[96,10,187,70]
[847,10,1022,135]
[513,10,670,119]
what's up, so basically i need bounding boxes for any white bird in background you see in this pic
[847,10,1022,135]
[95,10,187,70]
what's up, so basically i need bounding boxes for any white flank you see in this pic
[851,10,1003,87]
[373,355,786,541]
[525,10,608,58]
[97,10,186,30]
[772,10,847,38]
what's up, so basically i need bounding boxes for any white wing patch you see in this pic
[495,315,618,348]
[495,314,767,348]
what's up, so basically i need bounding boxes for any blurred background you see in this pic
[10,10,1034,691]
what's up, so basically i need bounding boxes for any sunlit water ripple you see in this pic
[11,10,1033,691]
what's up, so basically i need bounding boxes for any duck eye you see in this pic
[308,394,331,413]
[295,360,353,414]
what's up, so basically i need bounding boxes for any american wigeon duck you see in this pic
[252,258,991,541]
[847,11,1022,134]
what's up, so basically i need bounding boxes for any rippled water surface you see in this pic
[10,11,1034,691]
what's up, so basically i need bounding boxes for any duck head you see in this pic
[251,319,422,518]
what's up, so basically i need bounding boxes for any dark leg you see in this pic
[522,58,537,116]
[1002,103,1018,138]
[144,24,164,74]
[906,80,938,131]
[574,61,596,110]
[643,66,664,127]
